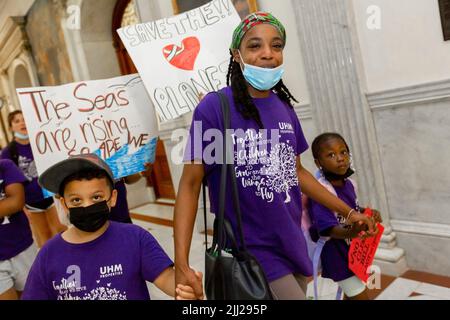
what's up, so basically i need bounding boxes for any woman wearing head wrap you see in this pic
[174,12,377,300]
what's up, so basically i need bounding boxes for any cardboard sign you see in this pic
[117,0,241,122]
[348,208,384,283]
[16,74,159,186]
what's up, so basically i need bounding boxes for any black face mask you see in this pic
[68,200,110,232]
[321,167,355,181]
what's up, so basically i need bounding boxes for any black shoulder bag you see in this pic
[203,91,273,300]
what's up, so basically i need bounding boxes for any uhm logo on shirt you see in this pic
[278,122,294,133]
[100,264,123,278]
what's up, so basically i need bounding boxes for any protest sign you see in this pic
[117,0,241,122]
[348,208,385,283]
[16,74,159,188]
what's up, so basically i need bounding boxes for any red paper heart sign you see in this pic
[163,36,200,71]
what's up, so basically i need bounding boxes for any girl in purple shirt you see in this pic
[0,159,37,300]
[308,133,382,299]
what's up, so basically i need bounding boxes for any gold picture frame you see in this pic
[172,0,258,18]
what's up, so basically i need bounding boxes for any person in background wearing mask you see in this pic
[1,110,66,247]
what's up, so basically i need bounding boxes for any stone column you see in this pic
[291,0,407,276]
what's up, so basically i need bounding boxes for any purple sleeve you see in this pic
[21,250,52,300]
[183,93,221,163]
[289,109,308,155]
[309,199,340,236]
[1,147,11,160]
[1,159,27,185]
[139,227,173,283]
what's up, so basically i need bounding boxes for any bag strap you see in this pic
[216,91,247,253]
[216,91,230,253]
[202,91,230,254]
[227,144,247,252]
[202,91,248,254]
[202,179,208,251]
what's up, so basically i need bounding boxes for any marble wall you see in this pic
[370,81,450,274]
[372,97,450,225]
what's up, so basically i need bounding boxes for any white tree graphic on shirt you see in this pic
[82,286,127,300]
[264,142,298,203]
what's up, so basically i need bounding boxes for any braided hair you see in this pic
[226,52,299,128]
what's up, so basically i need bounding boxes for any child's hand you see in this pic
[176,271,204,300]
[348,222,367,239]
[372,209,383,223]
[176,284,197,300]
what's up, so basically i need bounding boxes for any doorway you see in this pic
[112,0,176,201]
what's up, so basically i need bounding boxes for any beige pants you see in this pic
[269,273,308,300]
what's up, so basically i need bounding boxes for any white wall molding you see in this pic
[367,78,450,111]
[391,219,450,239]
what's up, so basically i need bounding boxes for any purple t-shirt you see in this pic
[110,179,132,223]
[184,87,313,281]
[309,179,357,282]
[22,221,173,300]
[0,159,34,260]
[1,143,46,204]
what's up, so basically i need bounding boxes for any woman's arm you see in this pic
[173,162,205,299]
[329,223,367,240]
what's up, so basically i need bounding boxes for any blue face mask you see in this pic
[14,132,29,140]
[238,51,284,91]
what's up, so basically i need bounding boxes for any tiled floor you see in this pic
[130,203,450,300]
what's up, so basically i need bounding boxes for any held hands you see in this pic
[371,209,383,223]
[175,266,204,300]
[175,271,203,300]
[348,222,367,239]
[347,207,383,239]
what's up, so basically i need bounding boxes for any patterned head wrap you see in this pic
[230,11,286,50]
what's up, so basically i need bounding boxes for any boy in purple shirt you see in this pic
[22,154,201,300]
[0,159,37,300]
[308,133,382,300]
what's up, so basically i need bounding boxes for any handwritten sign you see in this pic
[16,74,159,185]
[348,208,384,283]
[117,0,241,122]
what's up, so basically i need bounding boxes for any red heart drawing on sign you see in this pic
[162,37,200,71]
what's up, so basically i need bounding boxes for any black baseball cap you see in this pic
[38,153,114,195]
